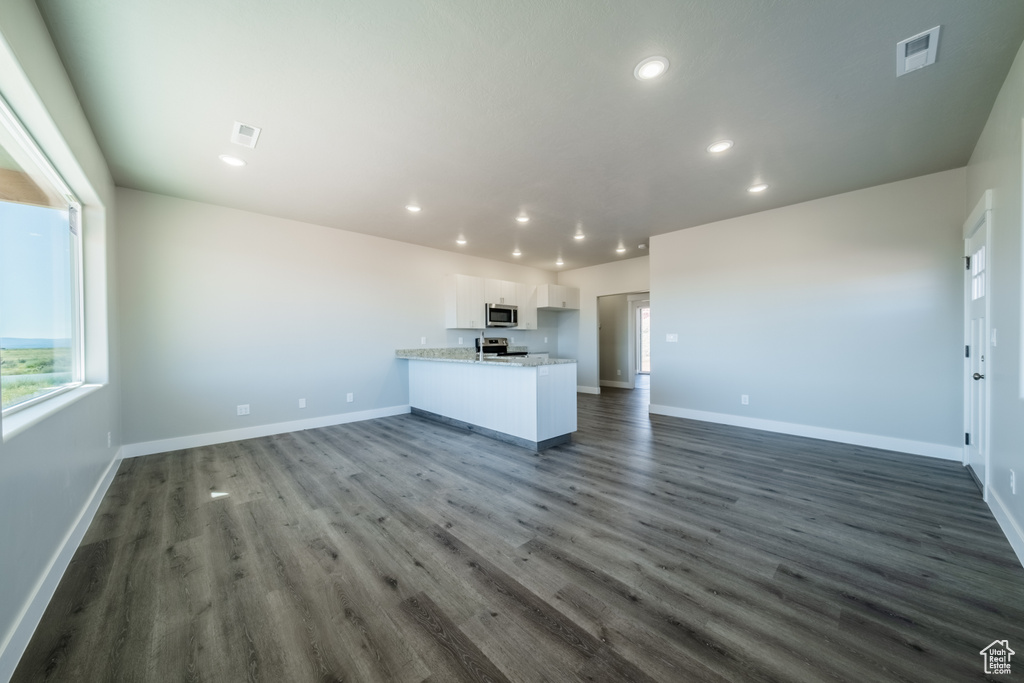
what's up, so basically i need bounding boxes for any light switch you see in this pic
[540,367,549,376]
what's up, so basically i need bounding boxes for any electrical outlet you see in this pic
[421,336,427,345]
[667,333,679,342]
[617,369,621,376]
[511,337,515,344]
[544,337,548,343]
[458,337,463,345]
[237,404,250,415]
[741,395,749,405]
[1012,469,1017,495]
[299,398,306,409]
[346,393,354,403]
[107,431,112,448]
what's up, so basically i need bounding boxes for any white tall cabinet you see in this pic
[444,274,485,329]
[517,283,538,330]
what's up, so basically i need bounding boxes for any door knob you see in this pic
[973,372,985,380]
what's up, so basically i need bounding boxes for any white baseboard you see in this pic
[599,380,632,389]
[647,404,961,461]
[577,386,601,395]
[0,450,120,683]
[988,489,1024,569]
[121,405,411,459]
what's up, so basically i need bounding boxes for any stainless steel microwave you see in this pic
[485,303,518,328]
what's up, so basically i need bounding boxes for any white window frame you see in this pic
[0,92,85,417]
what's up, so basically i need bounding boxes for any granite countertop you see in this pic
[396,348,575,367]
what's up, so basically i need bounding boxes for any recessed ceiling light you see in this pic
[748,183,769,193]
[219,154,246,167]
[512,248,522,257]
[639,244,647,250]
[456,237,467,245]
[634,56,669,80]
[707,140,734,154]
[406,204,421,213]
[574,233,585,240]
[616,246,627,253]
[516,215,530,223]
[556,258,564,266]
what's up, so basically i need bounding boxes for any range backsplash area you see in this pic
[442,309,560,356]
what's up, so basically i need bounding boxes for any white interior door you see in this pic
[963,192,991,498]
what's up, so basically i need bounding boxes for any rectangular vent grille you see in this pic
[897,26,940,77]
[230,121,261,149]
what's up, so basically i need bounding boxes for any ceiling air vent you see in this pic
[230,121,261,149]
[896,26,940,77]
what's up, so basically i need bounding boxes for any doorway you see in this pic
[963,191,992,500]
[597,292,649,391]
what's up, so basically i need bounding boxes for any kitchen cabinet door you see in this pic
[537,284,580,310]
[517,283,537,329]
[445,274,485,329]
[484,278,518,306]
[502,280,519,306]
[562,285,580,310]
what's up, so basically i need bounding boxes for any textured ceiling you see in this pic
[35,0,1024,271]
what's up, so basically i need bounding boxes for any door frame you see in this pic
[632,298,650,375]
[963,189,992,500]
[627,294,649,386]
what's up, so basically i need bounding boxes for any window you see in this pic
[0,93,83,412]
[971,244,986,301]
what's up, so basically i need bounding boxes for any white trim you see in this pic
[0,451,120,683]
[963,189,993,239]
[2,384,103,442]
[648,405,961,461]
[599,380,633,389]
[120,405,411,458]
[988,489,1024,569]
[577,385,601,395]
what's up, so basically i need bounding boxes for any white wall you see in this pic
[0,2,120,680]
[557,257,650,392]
[649,169,966,460]
[966,38,1024,564]
[117,188,557,451]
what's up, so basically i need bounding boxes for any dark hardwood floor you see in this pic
[14,379,1024,682]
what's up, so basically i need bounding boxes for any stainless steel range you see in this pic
[475,337,528,357]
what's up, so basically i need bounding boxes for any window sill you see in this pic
[2,384,104,442]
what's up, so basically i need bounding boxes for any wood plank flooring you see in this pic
[13,380,1024,682]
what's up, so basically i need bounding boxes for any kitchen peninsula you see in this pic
[396,348,577,451]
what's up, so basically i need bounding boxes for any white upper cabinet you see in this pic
[484,278,518,306]
[445,274,485,329]
[537,284,580,310]
[447,276,572,329]
[517,283,538,329]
